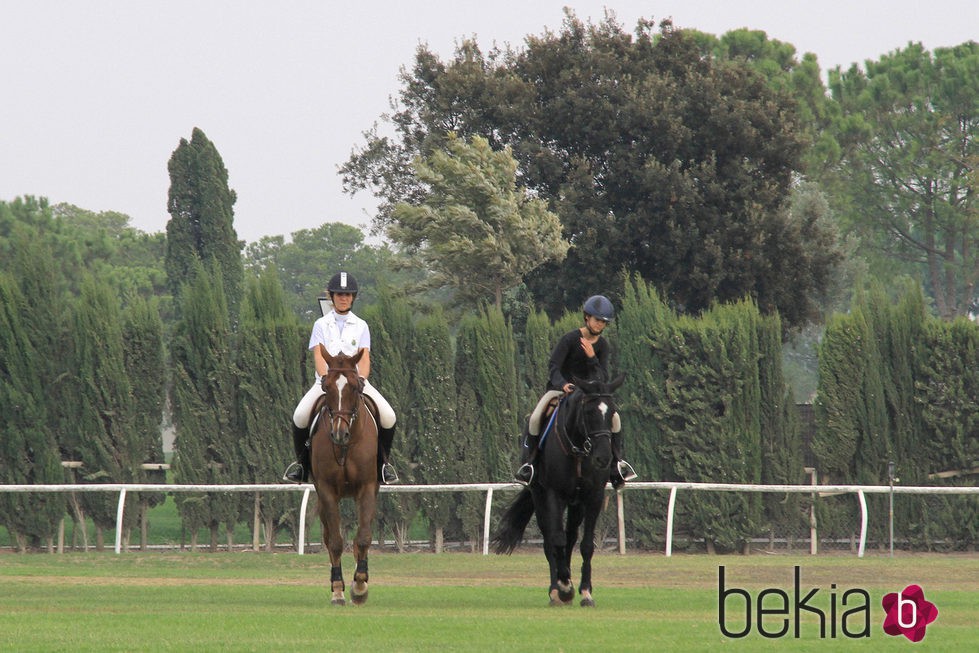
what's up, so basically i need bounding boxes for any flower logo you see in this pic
[882,584,938,642]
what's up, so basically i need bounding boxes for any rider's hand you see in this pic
[562,383,575,394]
[580,337,595,358]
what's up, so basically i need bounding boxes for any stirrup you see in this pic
[515,463,535,486]
[617,460,638,482]
[381,463,400,485]
[282,462,305,484]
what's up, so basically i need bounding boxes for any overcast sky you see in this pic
[2,1,976,244]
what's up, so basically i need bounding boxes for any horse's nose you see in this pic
[333,427,350,445]
[592,447,612,468]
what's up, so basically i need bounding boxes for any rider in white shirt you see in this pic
[283,271,399,484]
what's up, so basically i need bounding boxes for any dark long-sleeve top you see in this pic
[546,328,610,391]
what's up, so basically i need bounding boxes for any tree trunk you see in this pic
[434,526,444,554]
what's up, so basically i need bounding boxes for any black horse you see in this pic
[493,373,625,606]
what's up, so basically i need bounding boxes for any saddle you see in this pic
[531,396,562,447]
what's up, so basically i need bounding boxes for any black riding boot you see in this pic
[282,424,310,483]
[514,428,540,486]
[377,425,399,484]
[610,432,638,489]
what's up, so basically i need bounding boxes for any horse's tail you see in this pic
[491,488,535,555]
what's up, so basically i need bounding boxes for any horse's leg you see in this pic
[318,491,346,606]
[531,488,561,606]
[577,491,604,608]
[540,490,573,605]
[349,486,377,605]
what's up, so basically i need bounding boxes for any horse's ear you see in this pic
[350,348,364,365]
[609,373,626,392]
[318,343,331,364]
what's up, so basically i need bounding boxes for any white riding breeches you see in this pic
[293,379,396,429]
[528,390,620,435]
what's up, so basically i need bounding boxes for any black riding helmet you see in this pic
[327,271,359,296]
[583,295,614,322]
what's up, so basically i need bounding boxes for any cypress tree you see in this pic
[360,289,416,547]
[0,273,64,551]
[613,276,674,547]
[121,295,168,549]
[408,307,462,550]
[475,306,519,480]
[236,269,304,550]
[813,310,871,481]
[663,304,761,554]
[170,261,238,550]
[4,228,73,547]
[812,305,882,541]
[68,274,141,549]
[521,308,552,412]
[757,312,806,547]
[453,312,492,548]
[165,127,244,315]
[915,318,979,548]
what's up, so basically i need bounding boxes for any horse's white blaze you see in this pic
[598,401,609,418]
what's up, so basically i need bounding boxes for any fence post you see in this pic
[114,488,127,554]
[856,489,868,558]
[298,486,312,555]
[806,467,818,555]
[616,490,626,555]
[482,487,495,555]
[665,486,677,557]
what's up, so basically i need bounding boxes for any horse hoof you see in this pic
[331,597,346,607]
[580,597,595,608]
[557,582,575,604]
[351,582,369,605]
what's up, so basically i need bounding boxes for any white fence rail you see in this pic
[2,482,977,556]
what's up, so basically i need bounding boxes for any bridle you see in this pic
[316,369,364,451]
[555,390,614,459]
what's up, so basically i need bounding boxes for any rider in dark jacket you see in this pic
[514,295,637,487]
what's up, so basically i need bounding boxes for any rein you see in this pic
[553,393,614,463]
[316,371,366,467]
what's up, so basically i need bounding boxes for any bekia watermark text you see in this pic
[718,566,938,641]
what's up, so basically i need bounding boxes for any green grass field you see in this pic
[0,550,974,652]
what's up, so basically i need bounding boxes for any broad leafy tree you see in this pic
[390,134,568,309]
[343,14,838,328]
[243,222,406,322]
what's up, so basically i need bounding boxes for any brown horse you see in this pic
[308,345,379,606]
